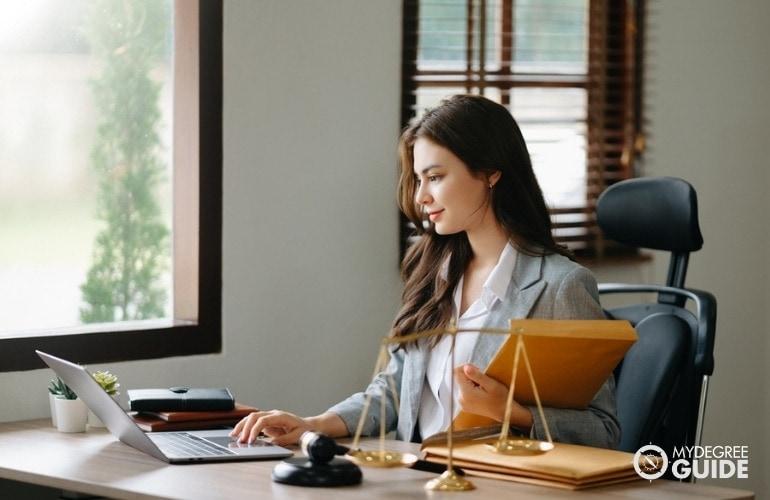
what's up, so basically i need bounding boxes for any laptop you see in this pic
[37,350,293,463]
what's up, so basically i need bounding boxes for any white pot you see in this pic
[55,398,88,433]
[88,409,105,428]
[49,393,62,427]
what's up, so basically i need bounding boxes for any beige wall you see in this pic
[641,1,769,493]
[0,0,767,494]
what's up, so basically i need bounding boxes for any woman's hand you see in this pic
[230,410,312,446]
[454,364,534,431]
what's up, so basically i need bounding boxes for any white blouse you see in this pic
[418,242,517,439]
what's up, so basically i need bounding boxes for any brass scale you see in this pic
[344,320,554,492]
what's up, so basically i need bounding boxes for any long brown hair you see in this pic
[392,95,571,346]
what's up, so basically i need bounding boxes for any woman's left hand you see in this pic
[454,364,534,430]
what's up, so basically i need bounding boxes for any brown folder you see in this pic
[422,439,643,490]
[130,403,257,432]
[144,403,257,422]
[454,319,636,430]
[130,414,244,432]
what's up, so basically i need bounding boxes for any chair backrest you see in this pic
[597,176,703,305]
[596,177,716,469]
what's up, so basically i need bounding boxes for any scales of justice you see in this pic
[345,319,555,492]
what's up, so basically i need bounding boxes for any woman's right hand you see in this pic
[230,410,313,446]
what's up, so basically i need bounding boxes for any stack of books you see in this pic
[130,403,257,432]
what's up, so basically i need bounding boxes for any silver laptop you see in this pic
[37,350,293,463]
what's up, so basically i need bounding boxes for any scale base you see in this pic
[424,470,475,491]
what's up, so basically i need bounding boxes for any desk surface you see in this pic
[0,420,754,500]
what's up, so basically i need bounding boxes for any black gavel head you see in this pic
[299,432,343,463]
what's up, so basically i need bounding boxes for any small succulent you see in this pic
[92,370,120,397]
[48,377,77,400]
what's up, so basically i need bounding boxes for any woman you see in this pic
[232,95,620,449]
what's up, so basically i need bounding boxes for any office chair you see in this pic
[595,177,716,479]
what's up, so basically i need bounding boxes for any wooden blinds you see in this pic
[400,0,645,258]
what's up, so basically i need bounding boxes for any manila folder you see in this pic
[455,319,636,430]
[422,439,640,490]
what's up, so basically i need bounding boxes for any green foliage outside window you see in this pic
[80,0,171,323]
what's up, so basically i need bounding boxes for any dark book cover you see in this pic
[127,387,235,412]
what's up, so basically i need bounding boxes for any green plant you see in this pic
[79,0,171,323]
[92,370,120,396]
[48,377,77,400]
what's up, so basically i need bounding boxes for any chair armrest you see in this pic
[598,284,716,376]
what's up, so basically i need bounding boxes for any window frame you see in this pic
[0,0,223,372]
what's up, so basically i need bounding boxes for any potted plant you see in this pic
[49,377,87,433]
[47,377,71,427]
[88,370,120,428]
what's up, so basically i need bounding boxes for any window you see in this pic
[0,0,222,372]
[401,0,644,258]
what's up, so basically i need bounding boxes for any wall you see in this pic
[219,0,403,413]
[641,0,769,493]
[0,0,766,495]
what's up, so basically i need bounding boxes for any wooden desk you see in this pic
[0,420,754,500]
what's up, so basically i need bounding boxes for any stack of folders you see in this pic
[130,403,257,432]
[422,439,643,490]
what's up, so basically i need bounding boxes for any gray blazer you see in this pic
[327,251,621,449]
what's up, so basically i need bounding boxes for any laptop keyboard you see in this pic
[153,433,236,457]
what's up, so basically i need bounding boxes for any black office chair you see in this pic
[595,177,716,479]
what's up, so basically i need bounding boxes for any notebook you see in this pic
[128,387,235,412]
